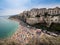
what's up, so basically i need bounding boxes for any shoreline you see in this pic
[0,19,19,40]
[0,18,60,45]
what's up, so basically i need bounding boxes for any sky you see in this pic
[0,0,60,16]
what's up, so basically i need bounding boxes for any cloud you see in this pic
[0,0,60,16]
[0,0,31,16]
[0,0,31,9]
[33,4,60,8]
[0,9,23,16]
[0,8,30,16]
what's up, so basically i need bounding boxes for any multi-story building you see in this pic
[30,7,60,17]
[38,8,47,15]
[48,7,60,15]
[30,8,38,17]
[21,7,60,26]
[48,8,54,15]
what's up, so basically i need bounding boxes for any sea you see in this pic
[0,16,19,39]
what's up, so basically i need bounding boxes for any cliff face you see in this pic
[9,8,60,27]
[9,8,60,34]
[18,8,46,25]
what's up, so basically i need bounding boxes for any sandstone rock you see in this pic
[10,7,60,26]
[30,8,38,17]
[26,18,39,25]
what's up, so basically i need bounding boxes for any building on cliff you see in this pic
[19,7,60,27]
[48,7,60,15]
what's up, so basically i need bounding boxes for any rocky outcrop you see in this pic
[9,8,60,27]
[9,8,60,36]
[26,17,44,25]
[17,8,46,25]
[26,18,39,25]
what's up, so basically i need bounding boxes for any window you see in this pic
[36,15,40,17]
[50,11,51,14]
[55,11,56,13]
[55,19,57,21]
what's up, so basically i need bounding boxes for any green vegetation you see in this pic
[31,23,47,30]
[48,23,60,32]
[32,23,60,33]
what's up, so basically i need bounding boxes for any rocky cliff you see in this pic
[9,8,46,25]
[9,8,60,32]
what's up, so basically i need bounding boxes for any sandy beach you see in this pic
[9,19,43,44]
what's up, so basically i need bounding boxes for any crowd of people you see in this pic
[10,18,58,45]
[11,20,42,44]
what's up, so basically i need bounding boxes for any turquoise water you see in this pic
[0,18,19,39]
